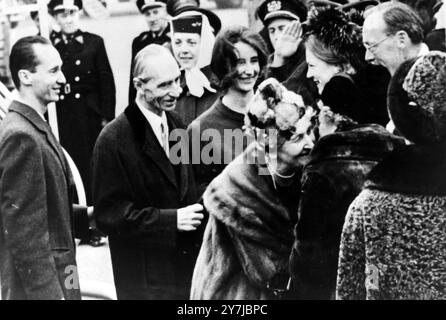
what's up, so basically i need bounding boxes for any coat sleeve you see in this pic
[95,37,116,121]
[92,132,177,245]
[336,194,367,300]
[0,132,64,300]
[289,172,337,299]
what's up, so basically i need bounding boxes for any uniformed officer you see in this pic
[128,0,171,104]
[48,0,116,246]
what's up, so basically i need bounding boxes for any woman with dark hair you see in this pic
[289,7,404,300]
[337,52,446,300]
[187,25,268,196]
[304,6,390,126]
[191,79,316,299]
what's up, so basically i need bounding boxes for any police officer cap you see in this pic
[166,0,221,34]
[48,0,83,15]
[257,0,308,26]
[136,0,167,13]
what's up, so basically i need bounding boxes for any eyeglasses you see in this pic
[364,35,392,53]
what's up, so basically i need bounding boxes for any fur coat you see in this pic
[190,145,300,300]
[336,143,446,299]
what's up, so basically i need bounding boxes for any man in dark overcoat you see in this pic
[128,0,171,104]
[48,0,116,207]
[92,44,204,299]
[0,36,90,300]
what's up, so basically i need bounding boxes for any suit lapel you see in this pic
[9,101,70,180]
[125,103,178,189]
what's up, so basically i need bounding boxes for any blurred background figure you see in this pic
[337,51,446,300]
[168,1,221,126]
[257,0,318,106]
[48,0,116,247]
[128,0,170,104]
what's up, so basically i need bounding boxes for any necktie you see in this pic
[160,122,169,157]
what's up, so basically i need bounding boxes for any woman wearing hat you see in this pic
[288,6,406,300]
[303,6,390,126]
[191,79,316,299]
[337,51,446,300]
[169,11,220,126]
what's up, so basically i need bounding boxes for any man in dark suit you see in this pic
[92,44,204,299]
[129,0,171,104]
[0,36,91,300]
[49,0,116,246]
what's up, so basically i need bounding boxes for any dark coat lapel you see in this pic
[166,112,190,202]
[9,101,70,178]
[124,103,178,189]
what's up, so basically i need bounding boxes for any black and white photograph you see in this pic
[0,0,445,305]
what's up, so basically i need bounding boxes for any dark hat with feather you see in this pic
[303,6,365,72]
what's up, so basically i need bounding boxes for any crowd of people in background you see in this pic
[0,0,445,300]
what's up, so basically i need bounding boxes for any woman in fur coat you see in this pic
[336,52,446,300]
[190,79,316,300]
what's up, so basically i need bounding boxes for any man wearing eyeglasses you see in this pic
[48,0,116,247]
[363,1,429,76]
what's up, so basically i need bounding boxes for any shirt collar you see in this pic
[135,99,168,134]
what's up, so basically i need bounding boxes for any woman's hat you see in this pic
[388,51,446,144]
[166,0,221,34]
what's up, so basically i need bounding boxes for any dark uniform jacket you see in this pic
[0,101,90,300]
[289,124,404,299]
[128,26,171,105]
[92,103,201,299]
[51,30,116,203]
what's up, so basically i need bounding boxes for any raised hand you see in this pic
[272,20,303,67]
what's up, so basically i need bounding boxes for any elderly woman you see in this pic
[170,10,220,126]
[190,79,316,300]
[337,52,446,300]
[304,6,390,126]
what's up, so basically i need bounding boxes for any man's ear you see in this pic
[133,77,142,91]
[18,69,33,86]
[395,30,410,48]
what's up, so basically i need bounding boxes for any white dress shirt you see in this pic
[136,100,170,156]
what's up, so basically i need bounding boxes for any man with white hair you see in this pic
[92,44,204,299]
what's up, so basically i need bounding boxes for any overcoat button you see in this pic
[75,76,80,82]
[75,93,80,99]
[75,60,81,65]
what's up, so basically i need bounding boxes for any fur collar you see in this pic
[366,142,446,196]
[309,124,404,165]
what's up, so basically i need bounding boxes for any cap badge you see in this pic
[267,0,282,13]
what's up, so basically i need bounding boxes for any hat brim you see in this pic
[141,3,166,13]
[340,0,378,11]
[174,7,221,34]
[52,5,80,12]
[264,11,300,24]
